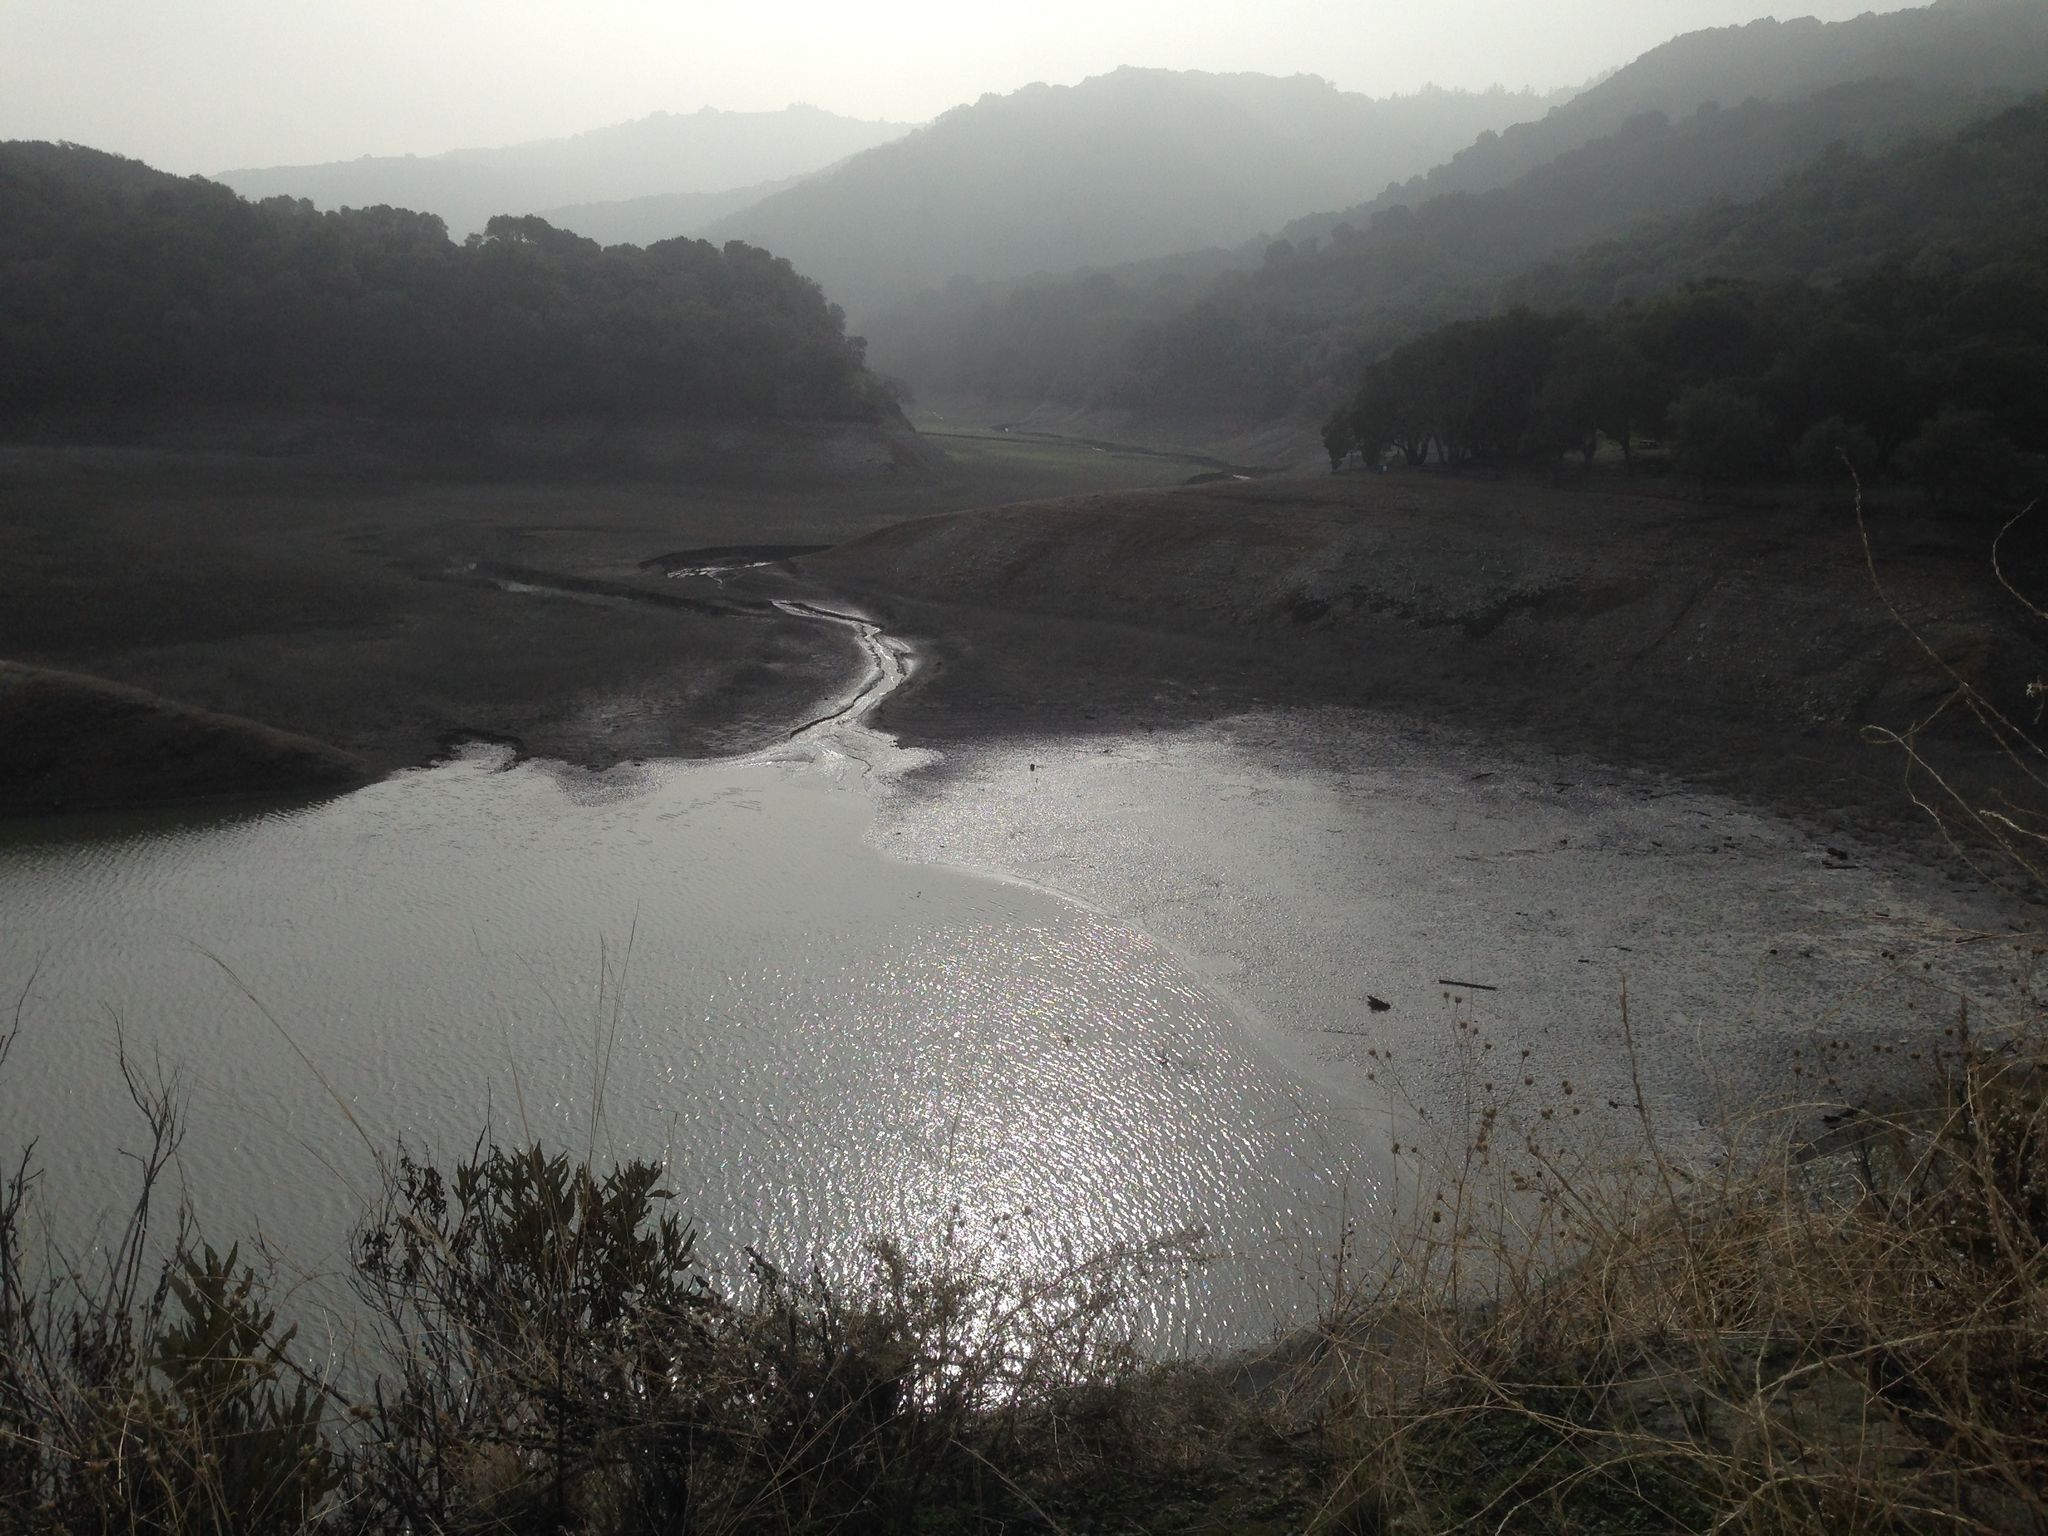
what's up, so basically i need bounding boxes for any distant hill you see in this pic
[216,105,914,238]
[532,174,808,247]
[1320,96,2048,489]
[1,142,885,423]
[866,0,2048,424]
[703,70,1568,319]
[1503,94,2048,313]
[1280,0,2048,246]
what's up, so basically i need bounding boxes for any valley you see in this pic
[5,3,2048,1526]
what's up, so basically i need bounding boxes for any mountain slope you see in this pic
[216,105,913,238]
[1,142,882,422]
[532,174,808,247]
[873,76,2034,417]
[868,0,2048,425]
[1504,92,2048,312]
[1280,0,2048,246]
[1319,96,2048,485]
[704,70,1565,319]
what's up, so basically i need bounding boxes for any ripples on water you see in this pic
[0,742,1386,1351]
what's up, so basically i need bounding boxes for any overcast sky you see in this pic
[3,0,1928,174]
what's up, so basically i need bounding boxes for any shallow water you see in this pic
[878,710,2021,1166]
[6,620,2013,1360]
[0,728,1388,1352]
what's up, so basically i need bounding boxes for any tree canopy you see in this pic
[0,142,886,422]
[1326,254,2048,500]
[868,67,2048,425]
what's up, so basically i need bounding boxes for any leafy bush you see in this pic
[1670,382,1773,482]
[1899,407,2026,501]
[1793,414,1880,480]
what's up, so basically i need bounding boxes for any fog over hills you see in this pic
[702,69,1570,320]
[215,105,914,238]
[864,0,2048,426]
[1279,0,2048,244]
[531,175,810,248]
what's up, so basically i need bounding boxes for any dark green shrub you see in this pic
[1898,407,2024,502]
[351,1146,720,1533]
[1792,415,1879,481]
[1671,383,1773,483]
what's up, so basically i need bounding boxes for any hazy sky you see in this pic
[3,0,1928,174]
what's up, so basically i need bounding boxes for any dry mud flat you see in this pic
[795,470,2048,1145]
[808,470,2048,850]
[0,662,367,812]
[0,419,1182,814]
[868,707,2024,1167]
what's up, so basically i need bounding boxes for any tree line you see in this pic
[1322,260,2048,501]
[867,76,2048,437]
[0,143,887,422]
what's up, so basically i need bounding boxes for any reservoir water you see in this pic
[0,628,1388,1352]
[2,610,2011,1359]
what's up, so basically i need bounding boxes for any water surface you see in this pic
[0,732,1387,1350]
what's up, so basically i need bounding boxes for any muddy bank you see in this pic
[802,471,2048,850]
[0,407,944,482]
[12,441,2043,832]
[0,420,1219,814]
[867,704,2031,1163]
[0,663,367,816]
[786,470,2042,1159]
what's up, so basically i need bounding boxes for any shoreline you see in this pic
[12,455,2045,910]
[800,472,2048,892]
[10,467,2045,1532]
[0,661,369,818]
[863,699,2025,1160]
[0,424,1211,815]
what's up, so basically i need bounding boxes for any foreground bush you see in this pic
[1305,1000,2048,1535]
[0,1045,1221,1533]
[347,1144,1194,1532]
[3,992,2044,1533]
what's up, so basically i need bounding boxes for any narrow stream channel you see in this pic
[772,600,915,740]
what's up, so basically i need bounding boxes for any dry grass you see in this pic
[1255,485,2048,1535]
[1262,991,2048,1535]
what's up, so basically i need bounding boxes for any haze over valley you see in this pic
[4,2,2048,1529]
[216,104,917,240]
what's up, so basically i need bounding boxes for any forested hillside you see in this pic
[0,142,885,422]
[1504,96,2048,310]
[1281,0,2048,243]
[216,105,913,239]
[705,70,1565,319]
[865,0,2048,425]
[1322,97,2048,495]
